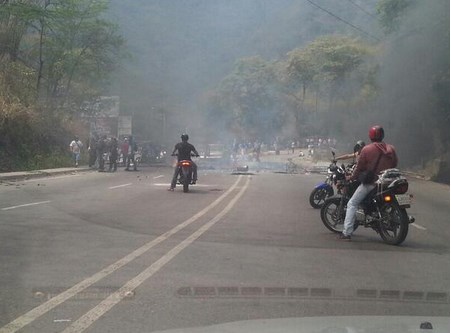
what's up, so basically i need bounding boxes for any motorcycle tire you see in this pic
[320,197,358,234]
[377,203,409,245]
[309,186,334,209]
[182,172,190,193]
[183,181,189,193]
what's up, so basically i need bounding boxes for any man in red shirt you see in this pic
[339,125,398,241]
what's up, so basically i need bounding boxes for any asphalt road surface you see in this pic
[0,162,449,332]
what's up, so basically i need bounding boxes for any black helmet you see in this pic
[353,140,365,153]
[181,134,189,142]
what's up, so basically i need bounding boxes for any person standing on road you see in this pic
[97,135,108,172]
[109,137,119,172]
[69,136,83,167]
[88,133,98,168]
[339,125,398,241]
[125,135,138,171]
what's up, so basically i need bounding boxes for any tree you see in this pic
[0,0,125,171]
[214,56,282,140]
[1,0,124,110]
[281,36,376,137]
[376,0,412,34]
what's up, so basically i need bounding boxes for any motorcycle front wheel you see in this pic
[378,203,409,245]
[320,197,358,233]
[309,186,334,209]
[321,197,346,233]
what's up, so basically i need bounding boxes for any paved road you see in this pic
[0,161,448,332]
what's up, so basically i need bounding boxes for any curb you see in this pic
[0,167,92,182]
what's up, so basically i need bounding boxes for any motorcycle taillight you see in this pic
[181,161,191,167]
[394,183,408,194]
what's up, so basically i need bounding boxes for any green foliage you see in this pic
[214,56,283,139]
[1,0,124,108]
[208,36,377,140]
[284,36,374,102]
[0,0,123,171]
[376,0,412,34]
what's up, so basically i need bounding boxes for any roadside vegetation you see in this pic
[0,0,123,171]
[202,0,449,182]
[0,0,448,183]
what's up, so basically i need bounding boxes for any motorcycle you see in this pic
[309,151,352,208]
[173,154,197,193]
[320,168,415,245]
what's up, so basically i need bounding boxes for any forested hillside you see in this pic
[1,0,449,182]
[109,0,449,182]
[0,0,123,171]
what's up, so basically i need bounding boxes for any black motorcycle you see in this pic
[309,152,352,208]
[320,168,414,245]
[173,153,198,193]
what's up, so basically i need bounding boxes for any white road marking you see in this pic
[1,201,51,211]
[411,223,427,231]
[153,183,218,187]
[153,175,164,179]
[108,183,132,190]
[62,176,251,333]
[0,176,243,333]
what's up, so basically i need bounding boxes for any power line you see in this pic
[346,0,378,20]
[304,0,381,42]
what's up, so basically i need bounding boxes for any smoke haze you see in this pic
[107,0,448,174]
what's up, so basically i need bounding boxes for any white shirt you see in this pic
[70,140,83,153]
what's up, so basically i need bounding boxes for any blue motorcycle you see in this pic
[309,152,350,209]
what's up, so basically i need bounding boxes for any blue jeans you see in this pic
[343,183,375,236]
[73,152,80,166]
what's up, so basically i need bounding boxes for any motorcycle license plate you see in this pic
[396,194,411,207]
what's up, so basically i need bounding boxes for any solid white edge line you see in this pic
[0,176,243,333]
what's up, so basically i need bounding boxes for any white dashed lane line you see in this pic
[108,183,133,190]
[411,223,427,231]
[1,201,52,211]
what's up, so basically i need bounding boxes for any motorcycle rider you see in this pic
[335,140,365,162]
[339,126,398,241]
[168,134,200,191]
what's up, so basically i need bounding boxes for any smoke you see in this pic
[374,0,449,168]
[107,0,379,143]
[106,0,448,173]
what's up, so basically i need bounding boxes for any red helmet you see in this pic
[368,125,384,142]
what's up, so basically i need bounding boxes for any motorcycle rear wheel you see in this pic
[320,197,359,234]
[182,173,191,193]
[378,203,409,245]
[183,181,189,193]
[309,186,334,209]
